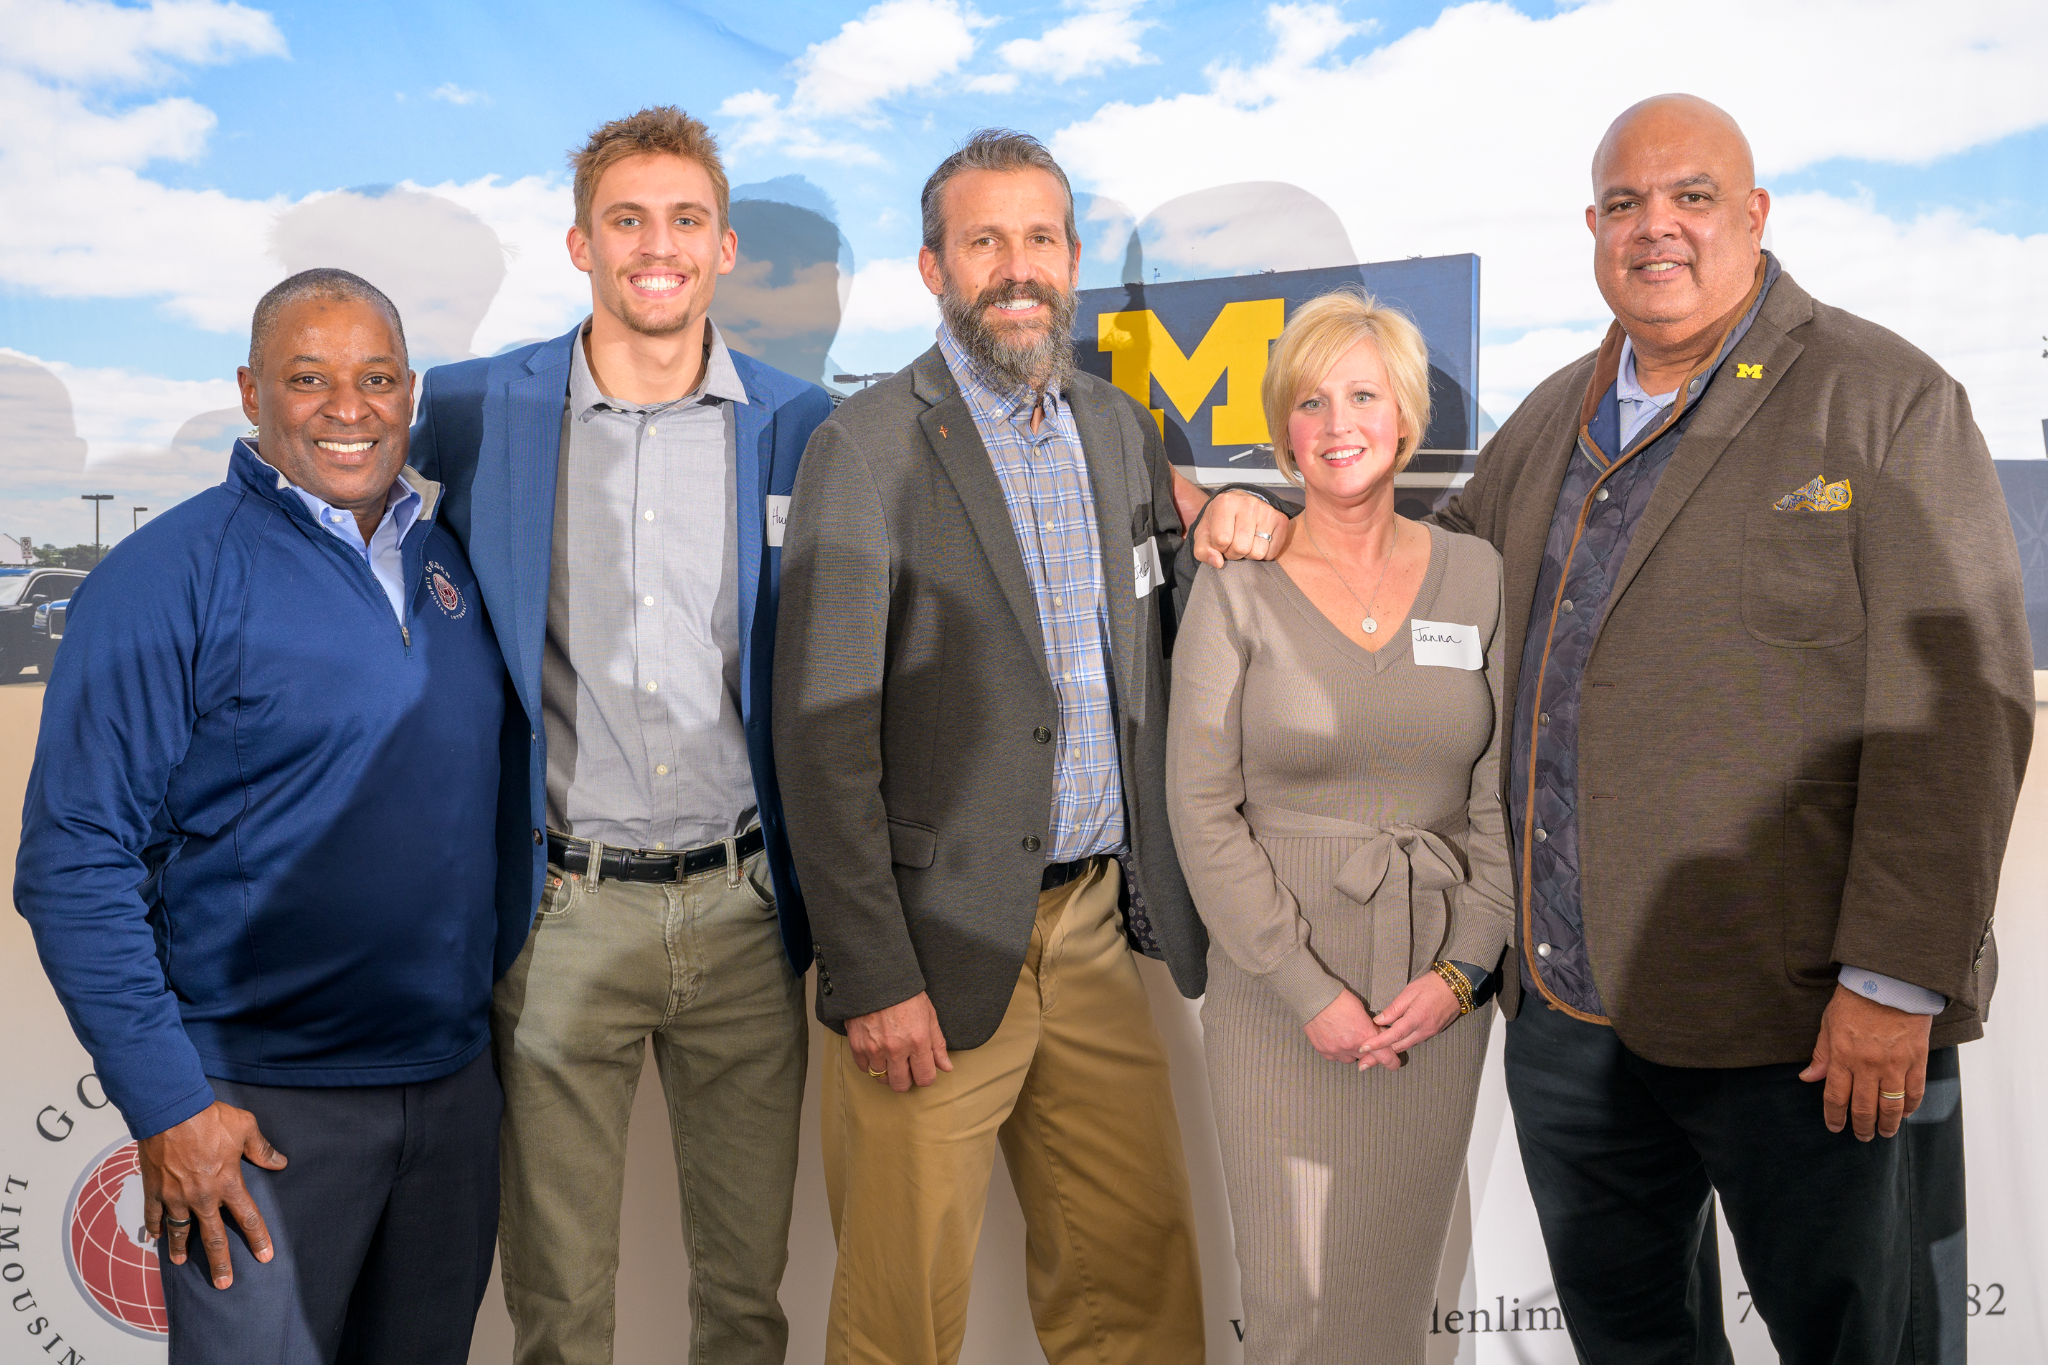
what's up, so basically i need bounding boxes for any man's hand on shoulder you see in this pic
[1799,984,1933,1141]
[847,991,952,1093]
[140,1100,289,1289]
[1170,470,1296,567]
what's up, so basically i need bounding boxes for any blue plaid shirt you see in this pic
[938,325,1125,861]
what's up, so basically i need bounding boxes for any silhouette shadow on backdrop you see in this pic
[719,178,851,389]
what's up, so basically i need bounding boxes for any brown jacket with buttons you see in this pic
[1437,265,2034,1067]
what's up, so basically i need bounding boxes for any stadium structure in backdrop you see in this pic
[1072,254,1479,517]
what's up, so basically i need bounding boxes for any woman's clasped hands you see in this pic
[1303,971,1463,1071]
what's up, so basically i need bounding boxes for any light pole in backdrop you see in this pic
[133,507,148,533]
[80,494,112,564]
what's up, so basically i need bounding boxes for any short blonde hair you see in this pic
[1262,289,1432,484]
[570,106,729,236]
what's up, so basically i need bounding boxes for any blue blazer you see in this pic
[410,323,835,975]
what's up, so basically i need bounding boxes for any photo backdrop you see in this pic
[3,1,2045,1361]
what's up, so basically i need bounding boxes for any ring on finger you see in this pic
[867,1067,887,1078]
[1879,1089,1907,1101]
[163,1215,193,1229]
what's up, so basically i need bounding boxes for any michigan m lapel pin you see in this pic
[1735,363,1764,379]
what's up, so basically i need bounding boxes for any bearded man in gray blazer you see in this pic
[774,129,1290,1364]
[1426,95,2033,1362]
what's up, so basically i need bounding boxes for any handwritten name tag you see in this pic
[1132,537,1164,598]
[1410,618,1482,670]
[765,494,790,548]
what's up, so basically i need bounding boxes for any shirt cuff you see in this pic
[1838,964,1947,1016]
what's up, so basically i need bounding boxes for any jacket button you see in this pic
[1033,726,1051,744]
[1561,599,1575,614]
[822,982,834,995]
[532,829,543,846]
[1537,943,1553,958]
[1534,828,1548,843]
[1022,835,1042,852]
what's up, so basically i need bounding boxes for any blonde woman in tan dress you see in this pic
[1167,290,1514,1364]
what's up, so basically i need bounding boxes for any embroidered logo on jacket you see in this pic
[1773,476,1853,513]
[1735,363,1765,379]
[424,560,468,618]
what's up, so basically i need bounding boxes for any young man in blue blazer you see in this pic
[407,108,831,1365]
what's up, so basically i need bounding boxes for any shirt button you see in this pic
[653,842,665,850]
[656,764,669,776]
[1535,828,1548,842]
[643,595,655,606]
[1595,488,1610,502]
[648,427,659,437]
[1022,835,1042,852]
[645,681,658,693]
[1052,595,1062,607]
[644,509,656,521]
[1561,599,1575,614]
[1537,943,1553,958]
[1033,726,1051,744]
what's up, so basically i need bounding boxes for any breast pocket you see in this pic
[1741,511,1864,648]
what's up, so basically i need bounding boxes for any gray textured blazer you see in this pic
[772,346,1203,1046]
[1438,266,2034,1067]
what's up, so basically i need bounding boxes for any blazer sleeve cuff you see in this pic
[1268,947,1345,1026]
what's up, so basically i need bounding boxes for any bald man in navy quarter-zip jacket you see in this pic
[17,269,515,1365]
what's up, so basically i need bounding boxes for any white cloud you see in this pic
[1052,0,2048,449]
[964,71,1020,94]
[836,255,940,336]
[430,82,488,106]
[0,0,284,84]
[1478,326,1604,420]
[998,0,1157,81]
[720,0,988,160]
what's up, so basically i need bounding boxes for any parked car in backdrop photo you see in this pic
[0,568,86,681]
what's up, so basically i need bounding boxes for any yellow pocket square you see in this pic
[1774,476,1852,512]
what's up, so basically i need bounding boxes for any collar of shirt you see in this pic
[277,464,421,556]
[568,316,749,421]
[1614,333,1680,449]
[936,322,1066,430]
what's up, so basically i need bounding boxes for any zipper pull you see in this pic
[401,623,412,648]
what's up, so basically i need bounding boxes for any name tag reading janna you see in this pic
[1410,618,1482,670]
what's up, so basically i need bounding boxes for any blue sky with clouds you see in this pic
[2,0,2044,547]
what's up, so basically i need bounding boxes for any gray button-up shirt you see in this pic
[541,319,756,852]
[937,324,1125,862]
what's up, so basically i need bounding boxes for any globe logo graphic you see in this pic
[63,1139,169,1338]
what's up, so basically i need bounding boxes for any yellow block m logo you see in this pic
[1097,300,1286,445]
[1735,363,1764,379]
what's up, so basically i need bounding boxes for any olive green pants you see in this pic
[492,850,807,1365]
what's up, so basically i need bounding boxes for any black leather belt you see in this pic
[1041,856,1099,893]
[548,827,764,884]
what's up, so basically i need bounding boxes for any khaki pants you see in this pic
[821,857,1205,1365]
[492,849,807,1365]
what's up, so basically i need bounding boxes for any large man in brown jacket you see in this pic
[1434,95,2033,1362]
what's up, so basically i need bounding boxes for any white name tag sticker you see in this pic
[1132,536,1164,598]
[1410,618,1483,670]
[765,494,790,548]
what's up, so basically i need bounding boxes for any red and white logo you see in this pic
[424,559,467,619]
[63,1139,168,1339]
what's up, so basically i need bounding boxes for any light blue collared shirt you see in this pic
[288,474,422,624]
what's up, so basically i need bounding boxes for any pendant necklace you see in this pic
[1306,520,1398,635]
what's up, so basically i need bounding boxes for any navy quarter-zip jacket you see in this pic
[16,441,509,1140]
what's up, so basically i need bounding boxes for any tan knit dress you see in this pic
[1166,523,1514,1365]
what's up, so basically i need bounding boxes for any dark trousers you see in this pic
[1504,1003,1966,1365]
[163,1051,502,1365]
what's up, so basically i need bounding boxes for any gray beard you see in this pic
[939,276,1077,396]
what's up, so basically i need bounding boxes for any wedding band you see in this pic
[164,1216,193,1229]
[867,1068,887,1078]
[1253,531,1273,540]
[1880,1089,1908,1101]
